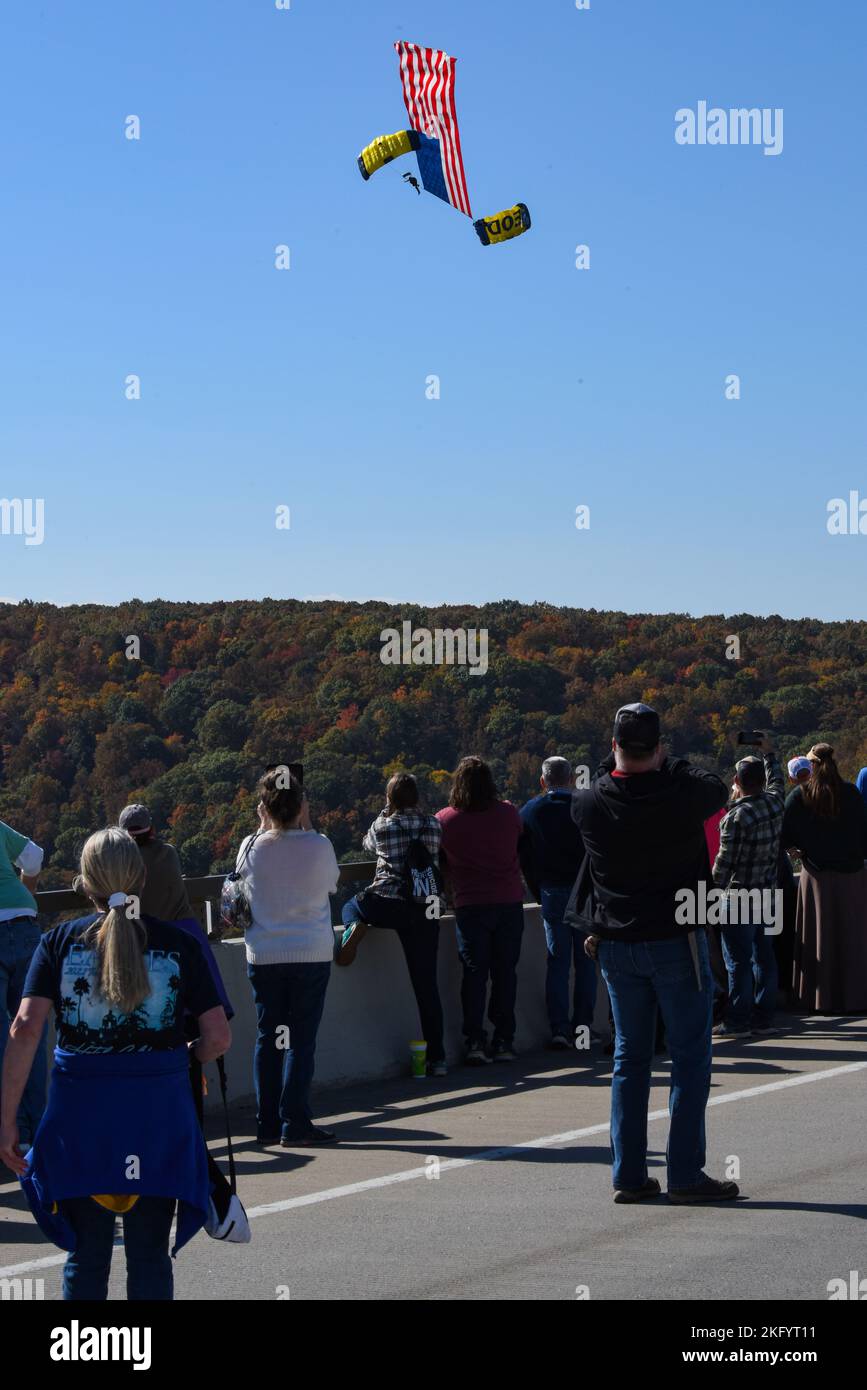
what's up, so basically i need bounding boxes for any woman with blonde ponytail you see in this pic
[782,744,867,1013]
[0,828,231,1301]
[79,828,150,1015]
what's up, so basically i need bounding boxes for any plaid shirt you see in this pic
[712,754,785,892]
[363,809,442,898]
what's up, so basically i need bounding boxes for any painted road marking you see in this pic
[1,1059,864,1279]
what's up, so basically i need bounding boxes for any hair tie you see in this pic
[107,891,129,909]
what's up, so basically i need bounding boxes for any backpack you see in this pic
[204,1057,251,1243]
[403,834,442,906]
[219,832,261,933]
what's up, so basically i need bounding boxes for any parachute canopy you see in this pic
[358,130,419,181]
[357,41,531,249]
[474,204,532,248]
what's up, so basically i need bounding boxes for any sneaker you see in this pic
[491,1041,517,1061]
[547,1033,572,1051]
[281,1125,339,1148]
[751,1019,776,1034]
[712,1022,752,1038]
[427,1060,448,1077]
[465,1041,491,1066]
[668,1175,740,1204]
[255,1131,282,1146]
[334,921,367,967]
[614,1177,661,1205]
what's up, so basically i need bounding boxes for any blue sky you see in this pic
[2,0,865,619]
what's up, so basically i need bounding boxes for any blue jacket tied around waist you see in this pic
[21,1046,209,1255]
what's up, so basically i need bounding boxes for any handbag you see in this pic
[204,1056,251,1243]
[219,831,261,932]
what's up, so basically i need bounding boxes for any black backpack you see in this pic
[403,835,442,906]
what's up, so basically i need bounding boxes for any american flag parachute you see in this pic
[357,42,531,249]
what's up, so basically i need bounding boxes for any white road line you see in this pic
[1,1059,864,1279]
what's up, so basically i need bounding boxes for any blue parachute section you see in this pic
[413,133,450,205]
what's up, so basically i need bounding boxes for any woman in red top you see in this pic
[436,758,525,1065]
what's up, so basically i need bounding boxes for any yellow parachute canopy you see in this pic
[358,130,420,181]
[473,204,532,247]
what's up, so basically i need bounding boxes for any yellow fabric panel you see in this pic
[359,130,414,177]
[476,204,531,246]
[91,1194,140,1213]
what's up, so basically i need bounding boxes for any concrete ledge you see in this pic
[209,906,610,1112]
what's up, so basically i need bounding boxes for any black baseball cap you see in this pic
[119,803,152,834]
[613,703,660,752]
[736,755,764,779]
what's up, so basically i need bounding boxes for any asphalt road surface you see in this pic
[2,1014,865,1301]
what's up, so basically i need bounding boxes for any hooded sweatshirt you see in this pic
[567,756,728,942]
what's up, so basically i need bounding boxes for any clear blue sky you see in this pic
[2,0,865,619]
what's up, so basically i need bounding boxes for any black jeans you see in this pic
[454,902,525,1046]
[343,891,445,1064]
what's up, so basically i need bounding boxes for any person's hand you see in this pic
[757,732,775,755]
[299,794,313,832]
[0,1123,27,1176]
[583,933,600,961]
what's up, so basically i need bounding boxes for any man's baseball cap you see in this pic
[119,803,152,834]
[613,703,660,751]
[736,755,764,778]
[787,756,812,779]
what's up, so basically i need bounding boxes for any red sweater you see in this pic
[436,801,525,908]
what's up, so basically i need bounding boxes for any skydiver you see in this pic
[402,172,421,195]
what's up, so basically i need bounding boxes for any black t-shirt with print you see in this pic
[24,914,222,1054]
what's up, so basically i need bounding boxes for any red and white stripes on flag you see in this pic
[394,41,473,217]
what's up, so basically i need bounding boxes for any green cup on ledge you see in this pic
[410,1039,428,1079]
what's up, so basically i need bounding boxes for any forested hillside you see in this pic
[3,598,867,887]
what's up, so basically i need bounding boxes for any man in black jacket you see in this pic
[569,703,738,1205]
[519,757,591,1050]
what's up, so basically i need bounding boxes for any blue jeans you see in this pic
[541,886,597,1035]
[454,903,524,1046]
[60,1195,176,1300]
[598,932,713,1191]
[0,917,48,1142]
[721,917,778,1028]
[343,893,444,1064]
[247,960,331,1136]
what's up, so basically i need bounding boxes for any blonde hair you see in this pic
[78,829,150,1013]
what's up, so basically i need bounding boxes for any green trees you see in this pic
[1,597,866,888]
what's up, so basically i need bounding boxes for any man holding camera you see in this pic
[712,733,785,1037]
[569,704,736,1205]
